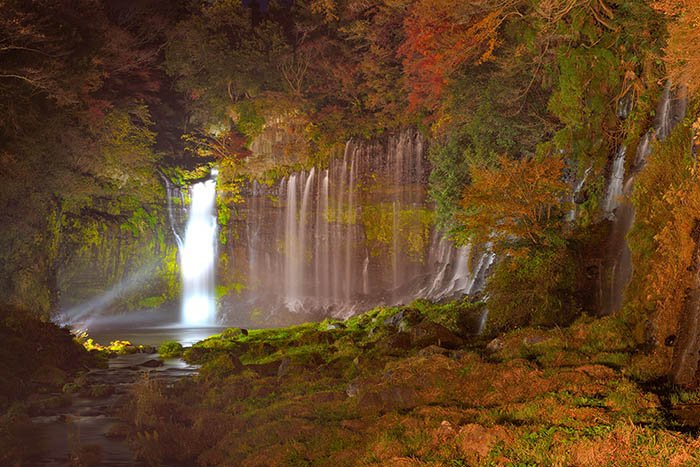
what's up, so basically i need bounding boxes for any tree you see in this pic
[459,154,569,254]
[398,0,520,112]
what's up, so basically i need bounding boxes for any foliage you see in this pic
[428,133,472,233]
[652,0,700,94]
[0,306,91,408]
[119,303,700,466]
[399,0,518,112]
[460,154,569,253]
[361,204,434,261]
[487,245,579,330]
[627,121,697,350]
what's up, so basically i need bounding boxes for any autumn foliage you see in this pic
[651,0,700,93]
[459,154,569,253]
[399,0,517,111]
[629,124,700,360]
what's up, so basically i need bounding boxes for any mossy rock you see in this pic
[199,353,244,381]
[31,366,68,390]
[158,340,184,358]
[222,327,248,339]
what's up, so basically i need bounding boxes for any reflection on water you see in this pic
[66,307,225,346]
[87,326,225,347]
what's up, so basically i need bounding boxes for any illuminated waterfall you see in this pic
[181,178,218,326]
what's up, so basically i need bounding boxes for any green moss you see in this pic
[137,295,166,309]
[158,340,184,358]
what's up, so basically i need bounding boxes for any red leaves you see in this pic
[399,0,510,111]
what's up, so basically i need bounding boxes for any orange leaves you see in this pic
[651,0,700,93]
[459,154,569,251]
[399,0,514,111]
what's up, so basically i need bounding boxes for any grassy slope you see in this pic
[123,302,700,466]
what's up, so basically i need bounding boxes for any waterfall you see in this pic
[227,128,487,321]
[567,166,592,222]
[632,131,653,172]
[284,174,301,310]
[601,82,688,315]
[181,179,218,326]
[603,146,626,220]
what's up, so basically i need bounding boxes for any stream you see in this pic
[30,327,222,466]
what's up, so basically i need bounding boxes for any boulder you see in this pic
[222,327,248,339]
[384,308,423,332]
[418,345,450,357]
[247,360,283,377]
[486,338,504,353]
[378,332,413,355]
[358,385,418,414]
[457,423,512,460]
[409,321,464,349]
[277,357,291,378]
[139,359,164,368]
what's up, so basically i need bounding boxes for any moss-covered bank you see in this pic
[119,301,700,466]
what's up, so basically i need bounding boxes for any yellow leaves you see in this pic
[310,0,339,23]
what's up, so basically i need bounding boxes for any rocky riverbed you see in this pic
[31,353,197,466]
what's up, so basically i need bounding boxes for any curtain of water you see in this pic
[234,129,491,318]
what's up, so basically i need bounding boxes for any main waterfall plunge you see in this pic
[222,129,493,324]
[181,178,218,326]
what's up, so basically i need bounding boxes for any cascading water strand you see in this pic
[181,174,218,326]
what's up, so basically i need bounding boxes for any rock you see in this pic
[486,338,504,353]
[457,423,511,459]
[409,321,464,349]
[105,422,131,439]
[418,345,450,357]
[346,382,360,398]
[182,347,207,364]
[325,322,346,331]
[378,332,413,355]
[222,327,247,339]
[27,393,70,415]
[277,357,291,378]
[358,385,418,414]
[84,384,114,398]
[225,354,245,373]
[139,359,164,368]
[522,335,549,346]
[255,342,277,356]
[247,360,283,377]
[31,366,68,389]
[298,331,335,346]
[384,308,423,332]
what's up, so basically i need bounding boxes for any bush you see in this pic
[0,305,91,407]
